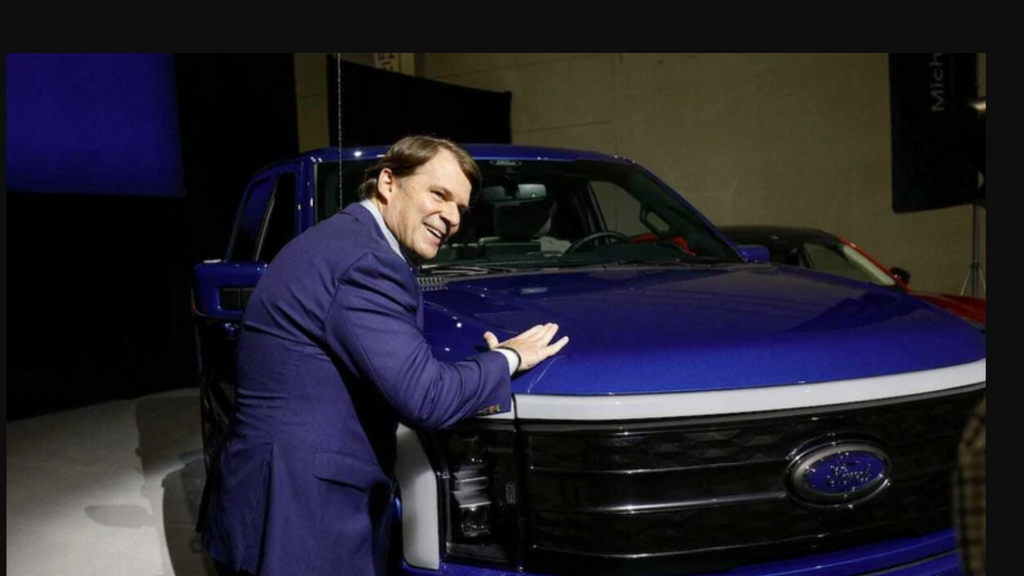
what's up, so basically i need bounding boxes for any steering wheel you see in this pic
[566,231,629,253]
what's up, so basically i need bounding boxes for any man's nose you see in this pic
[440,203,459,233]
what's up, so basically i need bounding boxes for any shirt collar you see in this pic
[359,199,413,263]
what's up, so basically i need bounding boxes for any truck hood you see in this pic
[421,264,987,395]
[911,290,987,325]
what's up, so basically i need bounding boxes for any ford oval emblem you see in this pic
[788,443,891,506]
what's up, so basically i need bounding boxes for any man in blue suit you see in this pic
[201,136,568,576]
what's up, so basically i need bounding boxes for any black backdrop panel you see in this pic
[327,56,511,147]
[889,53,982,213]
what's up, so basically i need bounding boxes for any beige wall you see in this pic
[421,53,985,296]
[294,53,986,296]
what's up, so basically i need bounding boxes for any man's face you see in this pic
[379,149,471,263]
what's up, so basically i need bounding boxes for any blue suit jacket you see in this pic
[201,203,511,575]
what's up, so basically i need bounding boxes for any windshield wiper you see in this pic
[418,263,518,276]
[613,257,693,266]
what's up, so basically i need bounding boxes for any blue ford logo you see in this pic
[788,443,890,507]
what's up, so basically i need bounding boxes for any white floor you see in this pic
[7,388,218,576]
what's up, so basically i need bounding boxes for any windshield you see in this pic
[317,158,742,272]
[802,241,898,287]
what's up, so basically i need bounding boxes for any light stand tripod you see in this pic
[960,202,986,297]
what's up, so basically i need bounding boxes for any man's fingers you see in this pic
[483,331,500,350]
[522,323,558,344]
[520,323,549,339]
[526,323,559,346]
[547,335,569,354]
[496,324,568,371]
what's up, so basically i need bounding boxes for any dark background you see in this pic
[7,54,511,421]
[7,54,299,419]
[889,53,986,212]
[326,56,512,147]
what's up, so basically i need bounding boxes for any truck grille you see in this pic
[518,387,983,576]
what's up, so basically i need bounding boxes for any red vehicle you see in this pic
[721,226,986,324]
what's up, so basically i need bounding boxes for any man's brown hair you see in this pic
[358,135,479,199]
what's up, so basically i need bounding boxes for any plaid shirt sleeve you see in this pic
[955,396,986,576]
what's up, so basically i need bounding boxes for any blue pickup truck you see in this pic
[193,144,986,576]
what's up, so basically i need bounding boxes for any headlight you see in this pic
[427,422,519,566]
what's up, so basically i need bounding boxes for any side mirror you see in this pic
[890,266,912,285]
[737,245,771,264]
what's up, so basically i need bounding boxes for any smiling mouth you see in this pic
[425,224,445,243]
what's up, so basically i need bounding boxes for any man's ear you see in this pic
[376,168,396,203]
